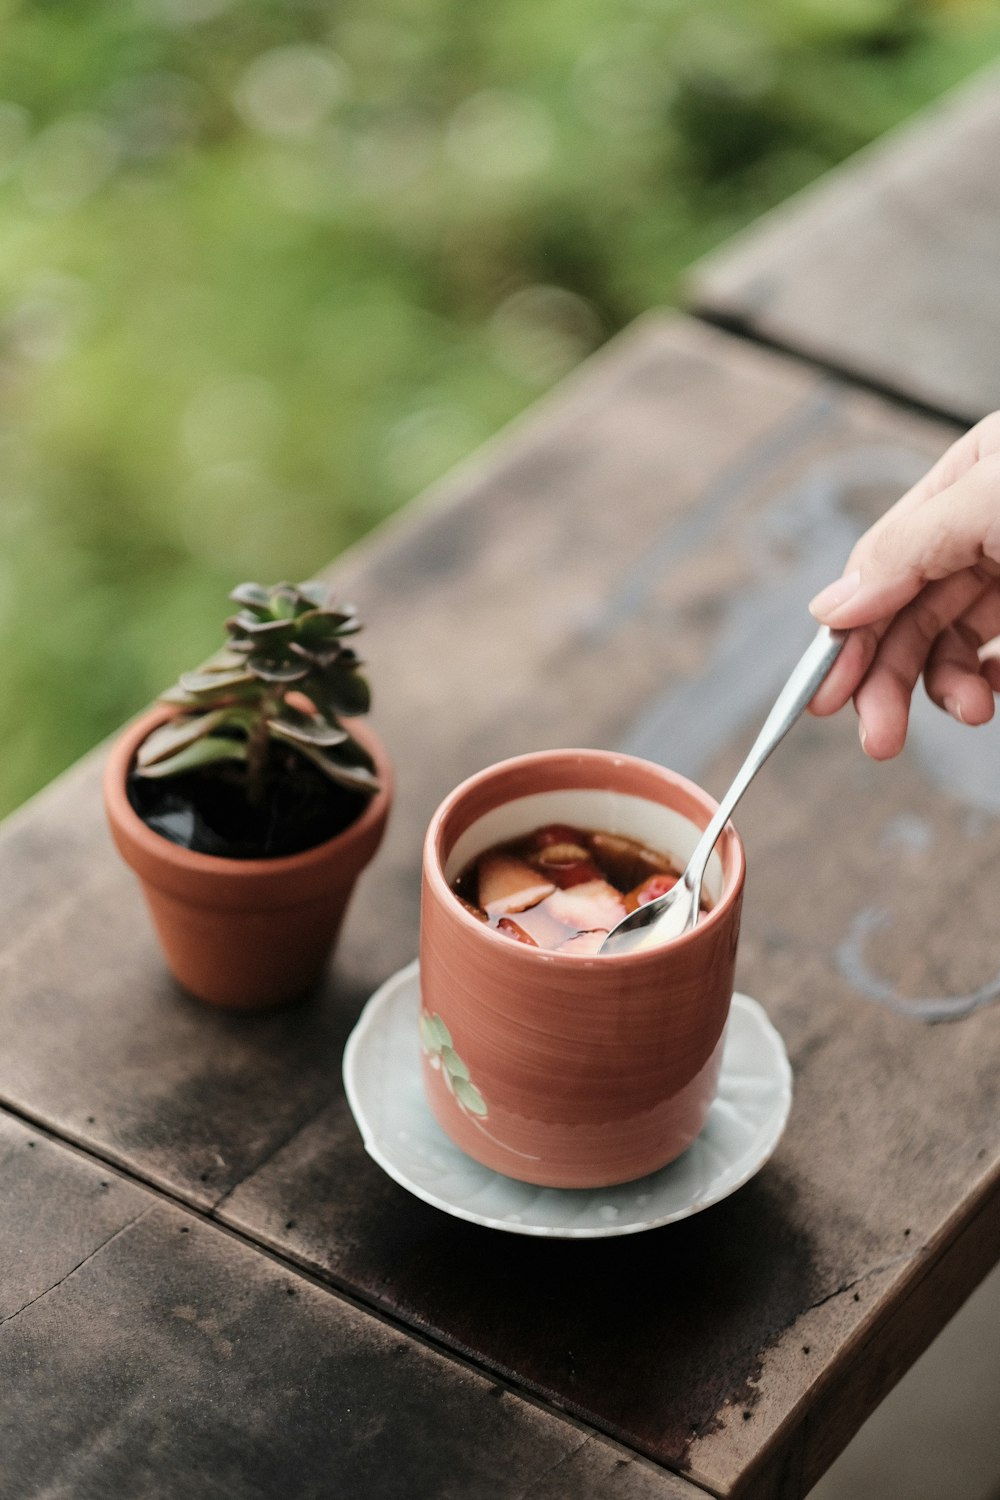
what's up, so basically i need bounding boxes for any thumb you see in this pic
[809,456,1000,628]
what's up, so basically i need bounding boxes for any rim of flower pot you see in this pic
[424,747,744,966]
[105,705,393,884]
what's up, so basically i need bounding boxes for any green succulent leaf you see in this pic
[205,648,251,672]
[339,730,375,772]
[135,710,228,768]
[340,671,371,715]
[310,642,360,668]
[162,647,252,701]
[295,607,361,642]
[306,668,371,718]
[268,714,348,749]
[143,581,377,795]
[132,734,248,779]
[287,739,381,793]
[268,586,300,621]
[160,677,262,709]
[246,656,310,684]
[295,581,331,608]
[229,582,272,613]
[453,1078,488,1116]
[227,612,297,640]
[178,667,257,695]
[158,685,203,708]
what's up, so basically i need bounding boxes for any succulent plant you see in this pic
[133,580,379,805]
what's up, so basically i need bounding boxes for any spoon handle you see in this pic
[684,625,846,901]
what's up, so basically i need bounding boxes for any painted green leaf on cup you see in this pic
[453,1078,488,1116]
[419,1011,487,1118]
[440,1045,469,1082]
[418,1012,438,1053]
[419,1011,453,1053]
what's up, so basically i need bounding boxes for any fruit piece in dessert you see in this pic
[477,853,555,918]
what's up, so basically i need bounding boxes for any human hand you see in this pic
[808,411,1000,758]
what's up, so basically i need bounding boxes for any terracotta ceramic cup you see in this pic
[419,749,745,1188]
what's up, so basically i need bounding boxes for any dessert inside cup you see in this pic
[443,785,723,957]
[419,751,745,1190]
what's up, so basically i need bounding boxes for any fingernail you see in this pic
[944,695,965,724]
[859,722,868,753]
[809,570,861,620]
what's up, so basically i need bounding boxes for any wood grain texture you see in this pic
[0,1114,149,1323]
[1,316,999,1497]
[689,64,1000,422]
[0,1111,696,1500]
[739,1182,1000,1499]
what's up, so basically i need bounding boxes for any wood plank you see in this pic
[0,1111,149,1322]
[0,753,114,954]
[689,65,1000,422]
[746,1181,1000,1499]
[0,1111,697,1500]
[2,316,999,1497]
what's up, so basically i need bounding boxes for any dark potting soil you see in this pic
[127,746,370,859]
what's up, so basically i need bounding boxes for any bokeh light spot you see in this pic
[0,102,30,181]
[3,272,92,364]
[490,285,604,386]
[344,110,436,196]
[104,71,207,161]
[446,91,555,181]
[181,377,284,467]
[141,0,237,27]
[234,45,349,140]
[21,114,119,213]
[381,406,481,495]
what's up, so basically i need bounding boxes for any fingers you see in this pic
[809,567,996,719]
[850,567,992,759]
[809,453,1000,630]
[808,622,883,716]
[923,625,996,728]
[896,411,1000,510]
[807,414,1000,751]
[924,589,1000,725]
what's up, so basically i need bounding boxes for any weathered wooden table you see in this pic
[690,64,1000,423]
[3,69,1000,1500]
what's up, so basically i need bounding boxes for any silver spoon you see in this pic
[600,625,846,956]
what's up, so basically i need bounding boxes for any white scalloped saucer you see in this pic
[343,959,792,1239]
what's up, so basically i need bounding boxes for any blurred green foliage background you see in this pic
[2,0,999,815]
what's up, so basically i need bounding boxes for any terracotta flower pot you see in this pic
[420,749,745,1188]
[104,708,392,1010]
